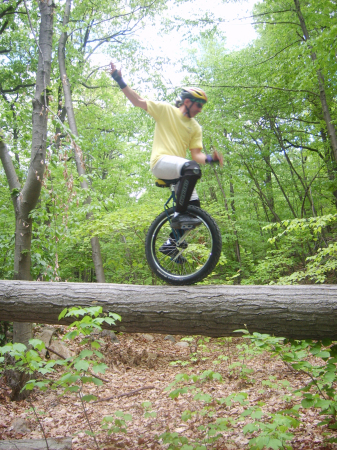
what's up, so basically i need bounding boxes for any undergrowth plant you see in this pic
[2,315,337,449]
[160,330,337,449]
[160,369,300,450]
[239,329,337,445]
[169,336,212,368]
[0,306,128,449]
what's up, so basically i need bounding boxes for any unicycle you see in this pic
[145,178,222,285]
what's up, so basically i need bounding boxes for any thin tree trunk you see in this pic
[0,1,54,398]
[262,155,298,218]
[268,118,317,216]
[242,160,282,222]
[320,128,337,208]
[264,156,274,214]
[58,0,105,282]
[2,1,54,348]
[212,167,241,264]
[294,0,337,162]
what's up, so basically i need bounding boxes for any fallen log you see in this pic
[0,437,72,449]
[0,280,336,340]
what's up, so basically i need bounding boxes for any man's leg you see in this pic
[175,160,201,213]
[152,156,202,228]
[152,155,200,205]
[152,156,201,261]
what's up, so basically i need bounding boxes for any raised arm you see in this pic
[109,62,147,111]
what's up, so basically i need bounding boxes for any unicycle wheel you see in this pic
[145,206,222,285]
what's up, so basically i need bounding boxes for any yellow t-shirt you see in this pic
[147,100,203,169]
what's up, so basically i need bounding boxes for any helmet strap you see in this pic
[182,99,192,118]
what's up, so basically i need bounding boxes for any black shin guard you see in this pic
[176,161,201,213]
[189,199,201,208]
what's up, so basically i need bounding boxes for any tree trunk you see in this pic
[242,160,282,222]
[212,166,241,264]
[0,1,54,349]
[58,0,105,283]
[1,280,337,340]
[294,0,337,163]
[0,2,54,399]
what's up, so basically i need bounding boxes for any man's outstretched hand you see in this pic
[109,62,122,79]
[109,62,127,89]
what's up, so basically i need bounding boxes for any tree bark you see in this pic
[58,0,105,282]
[1,280,337,340]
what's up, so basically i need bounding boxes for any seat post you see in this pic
[163,183,176,212]
[170,184,177,206]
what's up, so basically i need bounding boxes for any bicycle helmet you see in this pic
[180,87,208,103]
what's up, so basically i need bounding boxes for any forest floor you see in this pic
[0,327,337,450]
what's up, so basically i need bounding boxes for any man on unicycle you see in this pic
[109,62,223,263]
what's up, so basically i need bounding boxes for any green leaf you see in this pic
[251,409,263,420]
[316,351,330,359]
[92,363,108,374]
[301,398,315,408]
[181,410,192,421]
[58,308,68,320]
[81,394,97,402]
[67,385,80,392]
[74,360,89,371]
[268,438,283,450]
[79,349,93,358]
[29,339,45,351]
[243,423,258,434]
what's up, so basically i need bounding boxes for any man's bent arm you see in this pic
[190,148,207,164]
[191,148,224,166]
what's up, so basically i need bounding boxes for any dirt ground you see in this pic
[0,328,337,449]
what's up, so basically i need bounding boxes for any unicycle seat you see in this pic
[155,178,180,188]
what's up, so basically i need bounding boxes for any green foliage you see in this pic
[141,401,157,418]
[240,330,337,443]
[263,214,337,284]
[243,409,300,450]
[0,306,127,448]
[1,0,337,287]
[101,411,133,435]
[160,329,337,448]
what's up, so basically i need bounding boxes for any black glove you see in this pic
[111,70,127,89]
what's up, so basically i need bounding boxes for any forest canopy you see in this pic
[1,0,336,286]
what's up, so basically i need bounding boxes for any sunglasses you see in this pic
[192,100,206,109]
